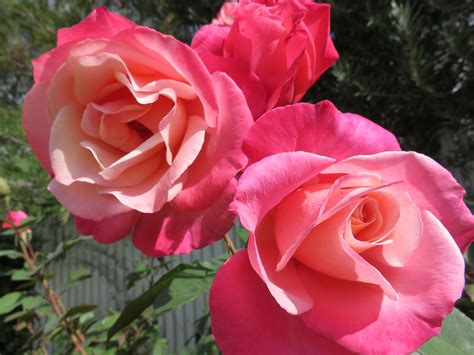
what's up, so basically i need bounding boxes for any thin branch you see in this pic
[224,234,237,255]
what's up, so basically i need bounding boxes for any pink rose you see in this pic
[192,0,339,118]
[22,8,252,256]
[210,101,474,354]
[212,1,238,26]
[3,210,30,234]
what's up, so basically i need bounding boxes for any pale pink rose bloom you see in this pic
[212,1,238,26]
[210,101,474,354]
[22,8,253,256]
[192,0,339,118]
[3,210,30,233]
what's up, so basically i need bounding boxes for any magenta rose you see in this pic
[192,0,339,118]
[22,8,252,256]
[210,101,474,354]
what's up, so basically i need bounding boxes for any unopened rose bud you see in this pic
[2,210,31,236]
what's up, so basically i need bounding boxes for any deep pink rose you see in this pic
[210,101,474,354]
[3,210,30,234]
[22,8,252,256]
[192,0,339,118]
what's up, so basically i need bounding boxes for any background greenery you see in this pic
[0,0,473,353]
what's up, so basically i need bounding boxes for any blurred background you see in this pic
[0,0,473,354]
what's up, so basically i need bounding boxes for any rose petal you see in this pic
[116,27,219,127]
[293,204,398,300]
[329,151,474,252]
[104,115,207,213]
[231,152,335,232]
[274,173,390,270]
[248,211,314,315]
[199,54,267,118]
[48,179,131,221]
[244,101,400,165]
[172,72,253,211]
[191,24,230,57]
[210,250,351,355]
[57,7,136,47]
[361,182,422,267]
[74,211,140,243]
[299,211,465,354]
[133,179,237,257]
[49,105,102,186]
[22,81,53,173]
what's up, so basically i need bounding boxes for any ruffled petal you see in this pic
[244,101,401,165]
[231,151,335,231]
[132,179,237,256]
[172,72,253,211]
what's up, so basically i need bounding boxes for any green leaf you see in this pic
[68,267,92,283]
[152,338,169,355]
[0,250,20,259]
[43,315,59,333]
[4,309,36,323]
[0,292,22,315]
[108,255,225,339]
[62,304,97,320]
[21,296,43,310]
[416,308,474,354]
[236,227,249,245]
[11,269,31,281]
[87,313,120,333]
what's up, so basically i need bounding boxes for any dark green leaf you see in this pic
[22,330,44,350]
[416,308,474,354]
[0,250,20,259]
[108,255,225,340]
[4,310,36,323]
[62,304,97,320]
[0,292,22,315]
